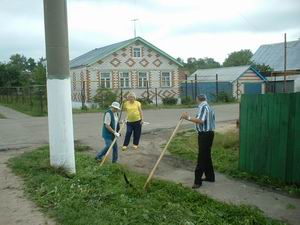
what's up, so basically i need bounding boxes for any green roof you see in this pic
[70,37,183,69]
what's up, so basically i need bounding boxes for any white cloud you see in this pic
[0,0,299,64]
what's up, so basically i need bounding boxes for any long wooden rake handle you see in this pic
[100,120,126,166]
[143,119,183,189]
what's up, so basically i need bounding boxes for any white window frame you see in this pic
[138,72,148,88]
[161,71,172,87]
[100,72,111,88]
[119,72,131,88]
[133,47,141,58]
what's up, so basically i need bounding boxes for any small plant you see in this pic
[213,91,235,103]
[181,96,194,105]
[93,88,117,109]
[136,97,153,105]
[162,96,177,105]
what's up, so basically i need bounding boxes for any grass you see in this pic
[8,146,284,225]
[168,129,300,197]
[0,101,47,116]
[0,112,6,118]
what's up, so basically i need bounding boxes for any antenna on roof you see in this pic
[131,18,138,38]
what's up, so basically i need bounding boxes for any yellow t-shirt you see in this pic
[124,100,141,122]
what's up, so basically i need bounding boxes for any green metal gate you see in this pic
[239,92,300,184]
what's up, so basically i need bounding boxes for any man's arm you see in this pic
[181,112,204,124]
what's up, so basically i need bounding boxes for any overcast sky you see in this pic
[0,0,299,64]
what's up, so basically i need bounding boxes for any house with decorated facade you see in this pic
[70,37,183,108]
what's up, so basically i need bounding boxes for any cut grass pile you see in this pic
[168,129,300,196]
[8,146,284,225]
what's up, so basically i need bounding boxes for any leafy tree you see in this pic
[251,63,273,77]
[9,54,28,72]
[223,49,253,67]
[33,58,46,85]
[181,57,221,74]
[93,88,117,108]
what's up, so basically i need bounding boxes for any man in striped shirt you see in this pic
[181,94,215,189]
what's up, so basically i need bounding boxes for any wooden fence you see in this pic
[239,92,300,184]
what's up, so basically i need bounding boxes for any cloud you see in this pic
[0,0,299,63]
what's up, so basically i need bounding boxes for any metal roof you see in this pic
[251,40,300,72]
[189,65,262,82]
[70,37,183,69]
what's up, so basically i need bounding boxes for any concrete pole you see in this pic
[43,0,76,173]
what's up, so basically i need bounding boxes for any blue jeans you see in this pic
[123,120,142,146]
[95,138,118,163]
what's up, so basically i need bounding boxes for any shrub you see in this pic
[136,97,153,105]
[93,88,117,108]
[213,91,235,103]
[181,96,194,105]
[162,96,177,105]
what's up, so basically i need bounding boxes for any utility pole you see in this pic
[43,0,76,173]
[283,33,287,93]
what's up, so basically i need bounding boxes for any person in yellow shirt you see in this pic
[122,92,143,150]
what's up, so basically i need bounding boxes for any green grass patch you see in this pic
[0,101,47,116]
[168,130,300,197]
[0,112,6,118]
[8,146,284,225]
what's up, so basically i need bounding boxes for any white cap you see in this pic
[110,101,121,110]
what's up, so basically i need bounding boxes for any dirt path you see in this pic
[110,123,300,225]
[0,147,55,225]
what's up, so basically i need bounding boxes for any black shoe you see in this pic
[95,157,102,163]
[202,178,215,182]
[192,183,202,189]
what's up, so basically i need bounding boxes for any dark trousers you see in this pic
[123,120,142,146]
[194,131,215,185]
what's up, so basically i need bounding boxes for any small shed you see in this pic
[182,65,267,101]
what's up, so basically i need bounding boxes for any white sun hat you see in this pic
[110,101,121,110]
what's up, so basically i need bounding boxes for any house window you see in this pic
[133,47,141,57]
[138,72,148,88]
[161,72,171,87]
[119,72,130,88]
[100,72,111,88]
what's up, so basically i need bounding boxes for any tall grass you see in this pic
[8,146,284,225]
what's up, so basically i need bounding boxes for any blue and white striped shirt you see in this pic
[195,101,215,132]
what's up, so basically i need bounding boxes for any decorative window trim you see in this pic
[133,47,141,58]
[138,71,149,88]
[119,71,131,89]
[100,72,112,88]
[161,71,172,88]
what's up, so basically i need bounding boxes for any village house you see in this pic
[251,39,300,93]
[184,65,267,101]
[70,37,183,108]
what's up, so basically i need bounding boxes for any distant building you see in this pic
[251,40,300,93]
[183,65,267,101]
[70,37,183,108]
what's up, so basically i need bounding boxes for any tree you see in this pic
[33,58,46,85]
[223,49,253,67]
[251,63,273,77]
[181,57,221,74]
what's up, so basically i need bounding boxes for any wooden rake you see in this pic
[143,118,183,190]
[99,120,126,166]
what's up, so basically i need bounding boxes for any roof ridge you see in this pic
[259,39,300,47]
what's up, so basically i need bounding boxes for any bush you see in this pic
[136,97,153,105]
[93,88,117,108]
[162,96,177,105]
[181,96,194,105]
[213,91,235,103]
